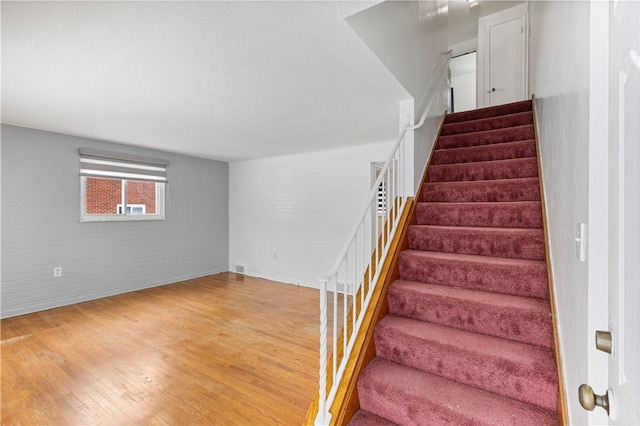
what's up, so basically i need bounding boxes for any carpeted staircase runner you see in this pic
[349,100,559,425]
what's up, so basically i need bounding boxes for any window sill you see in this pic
[80,215,165,222]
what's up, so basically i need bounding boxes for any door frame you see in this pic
[602,0,640,423]
[586,1,610,423]
[477,3,529,108]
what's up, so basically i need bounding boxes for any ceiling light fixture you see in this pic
[467,0,480,9]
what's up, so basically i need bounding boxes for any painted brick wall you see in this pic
[1,124,229,318]
[229,141,394,287]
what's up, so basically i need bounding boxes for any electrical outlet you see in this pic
[53,267,62,277]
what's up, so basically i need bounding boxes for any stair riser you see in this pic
[357,384,478,426]
[441,111,533,136]
[422,178,541,203]
[387,284,553,348]
[416,202,543,228]
[357,358,557,426]
[445,100,532,124]
[348,411,396,426]
[358,383,474,425]
[398,253,548,299]
[432,140,537,165]
[428,158,538,182]
[374,324,558,411]
[408,226,545,260]
[438,125,535,150]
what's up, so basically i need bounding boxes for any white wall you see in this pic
[346,0,449,195]
[450,52,478,112]
[1,125,229,318]
[229,1,452,288]
[229,141,394,287]
[529,2,603,424]
[452,72,476,112]
[413,98,447,193]
[449,39,477,57]
[346,0,449,115]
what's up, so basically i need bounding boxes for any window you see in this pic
[373,162,386,215]
[377,182,387,215]
[80,149,168,222]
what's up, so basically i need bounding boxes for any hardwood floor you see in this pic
[1,273,320,425]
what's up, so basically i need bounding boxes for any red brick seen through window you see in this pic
[86,177,156,214]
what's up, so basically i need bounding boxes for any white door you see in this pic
[488,17,523,106]
[607,0,640,423]
[477,4,528,107]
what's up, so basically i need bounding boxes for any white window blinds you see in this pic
[79,148,169,182]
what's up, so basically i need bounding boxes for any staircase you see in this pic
[349,100,559,425]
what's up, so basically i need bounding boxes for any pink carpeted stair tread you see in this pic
[374,315,558,411]
[399,250,548,299]
[432,139,537,165]
[416,201,543,228]
[348,410,398,426]
[387,280,553,348]
[437,124,535,150]
[441,111,533,136]
[428,157,539,182]
[445,99,532,124]
[422,177,541,203]
[357,358,557,426]
[351,100,558,425]
[408,225,545,260]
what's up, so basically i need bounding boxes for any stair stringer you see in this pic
[532,95,568,425]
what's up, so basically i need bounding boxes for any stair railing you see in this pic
[315,50,453,426]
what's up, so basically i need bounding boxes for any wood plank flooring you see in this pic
[1,273,319,425]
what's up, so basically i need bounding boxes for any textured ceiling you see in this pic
[2,1,410,161]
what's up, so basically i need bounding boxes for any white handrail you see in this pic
[409,50,453,130]
[315,49,452,426]
[322,49,452,280]
[321,124,410,280]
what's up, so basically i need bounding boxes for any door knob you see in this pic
[578,384,610,415]
[491,88,496,92]
[595,330,613,354]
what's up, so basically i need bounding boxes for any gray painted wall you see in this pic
[1,124,229,318]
